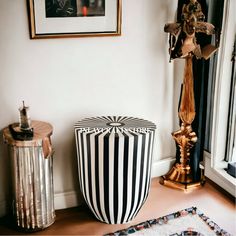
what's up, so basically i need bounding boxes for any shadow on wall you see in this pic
[52,127,84,207]
[0,130,12,215]
[67,136,83,205]
[154,0,178,122]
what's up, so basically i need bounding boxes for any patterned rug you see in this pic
[105,207,231,236]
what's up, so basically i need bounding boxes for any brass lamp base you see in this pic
[160,163,205,191]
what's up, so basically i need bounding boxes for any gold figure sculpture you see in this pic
[160,0,218,190]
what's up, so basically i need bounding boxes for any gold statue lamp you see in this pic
[160,0,218,190]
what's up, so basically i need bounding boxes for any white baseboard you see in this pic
[54,190,84,210]
[0,191,84,217]
[0,158,175,216]
[54,157,175,210]
[151,157,175,178]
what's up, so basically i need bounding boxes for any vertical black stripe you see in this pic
[132,133,146,217]
[86,133,99,219]
[103,133,111,223]
[120,132,129,223]
[126,133,138,221]
[79,132,88,204]
[113,133,119,223]
[94,133,105,222]
[142,133,152,203]
[75,130,83,192]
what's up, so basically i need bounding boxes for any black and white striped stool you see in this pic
[74,116,156,224]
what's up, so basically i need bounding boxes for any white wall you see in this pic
[0,0,179,216]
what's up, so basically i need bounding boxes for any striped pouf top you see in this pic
[74,116,156,224]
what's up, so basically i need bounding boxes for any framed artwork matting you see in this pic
[28,0,121,39]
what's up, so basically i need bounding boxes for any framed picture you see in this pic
[28,0,121,39]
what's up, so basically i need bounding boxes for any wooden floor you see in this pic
[0,178,235,235]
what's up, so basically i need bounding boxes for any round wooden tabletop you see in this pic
[3,120,53,147]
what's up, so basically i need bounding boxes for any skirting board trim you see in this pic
[151,157,175,178]
[0,157,175,216]
[54,191,84,210]
[54,157,175,210]
[53,157,175,210]
[0,191,84,217]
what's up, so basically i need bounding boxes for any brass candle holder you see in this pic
[160,0,218,190]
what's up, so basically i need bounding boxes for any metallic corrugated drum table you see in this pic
[3,121,55,231]
[74,116,156,224]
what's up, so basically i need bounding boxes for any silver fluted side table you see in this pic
[3,120,55,231]
[74,116,156,224]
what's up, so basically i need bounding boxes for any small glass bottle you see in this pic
[19,101,31,131]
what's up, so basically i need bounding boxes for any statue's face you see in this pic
[185,14,196,35]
